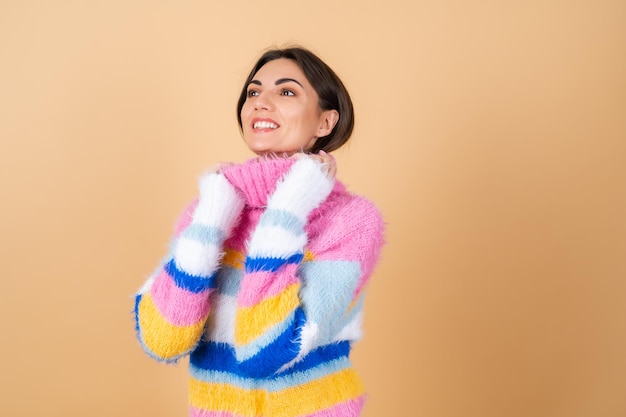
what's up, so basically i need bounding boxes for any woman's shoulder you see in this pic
[307,182,385,259]
[326,181,384,226]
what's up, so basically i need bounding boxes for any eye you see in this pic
[247,89,259,97]
[280,89,295,96]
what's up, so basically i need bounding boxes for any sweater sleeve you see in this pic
[134,172,245,362]
[233,157,384,377]
[296,194,385,353]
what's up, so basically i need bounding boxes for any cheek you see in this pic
[289,104,316,125]
[240,102,253,119]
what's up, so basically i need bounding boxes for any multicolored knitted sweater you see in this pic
[134,156,384,417]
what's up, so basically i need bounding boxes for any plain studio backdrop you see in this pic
[1,1,625,416]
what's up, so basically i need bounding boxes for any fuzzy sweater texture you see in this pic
[134,156,385,417]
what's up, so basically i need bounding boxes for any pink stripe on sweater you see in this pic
[305,396,365,417]
[150,268,211,326]
[190,408,244,417]
[189,397,365,417]
[237,264,299,308]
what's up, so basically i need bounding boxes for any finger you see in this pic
[317,152,336,178]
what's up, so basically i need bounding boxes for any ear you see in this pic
[316,109,339,138]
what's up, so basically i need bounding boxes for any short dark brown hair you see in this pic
[237,46,354,153]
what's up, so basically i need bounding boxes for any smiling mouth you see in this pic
[253,121,279,129]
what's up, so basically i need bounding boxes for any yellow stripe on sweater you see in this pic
[189,368,364,417]
[303,249,315,262]
[137,294,207,360]
[189,379,265,416]
[235,283,300,345]
[268,368,365,417]
[222,248,245,270]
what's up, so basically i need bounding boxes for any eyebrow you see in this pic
[247,78,304,88]
[275,78,303,87]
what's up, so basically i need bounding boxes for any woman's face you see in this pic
[240,58,337,155]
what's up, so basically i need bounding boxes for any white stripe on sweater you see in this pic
[174,238,222,277]
[247,225,307,259]
[266,157,334,220]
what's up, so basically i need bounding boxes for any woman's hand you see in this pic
[291,150,336,179]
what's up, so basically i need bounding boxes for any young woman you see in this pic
[134,46,385,417]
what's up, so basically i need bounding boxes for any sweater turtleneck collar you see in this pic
[221,156,346,208]
[221,157,296,207]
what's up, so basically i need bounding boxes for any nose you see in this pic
[253,93,272,111]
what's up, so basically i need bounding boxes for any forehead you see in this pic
[253,58,309,84]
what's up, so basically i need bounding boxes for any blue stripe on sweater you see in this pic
[245,253,303,273]
[179,224,224,246]
[190,342,241,373]
[133,294,142,334]
[282,341,350,374]
[164,259,216,293]
[235,310,297,362]
[299,260,361,341]
[190,356,352,391]
[237,307,305,377]
[258,208,304,234]
[191,308,308,378]
[190,339,351,376]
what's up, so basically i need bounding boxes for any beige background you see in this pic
[1,1,625,416]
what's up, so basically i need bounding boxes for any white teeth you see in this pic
[253,121,278,129]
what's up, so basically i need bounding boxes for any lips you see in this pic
[252,118,279,130]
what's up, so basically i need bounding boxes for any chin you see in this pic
[248,145,274,155]
[246,143,291,156]
[244,140,270,154]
